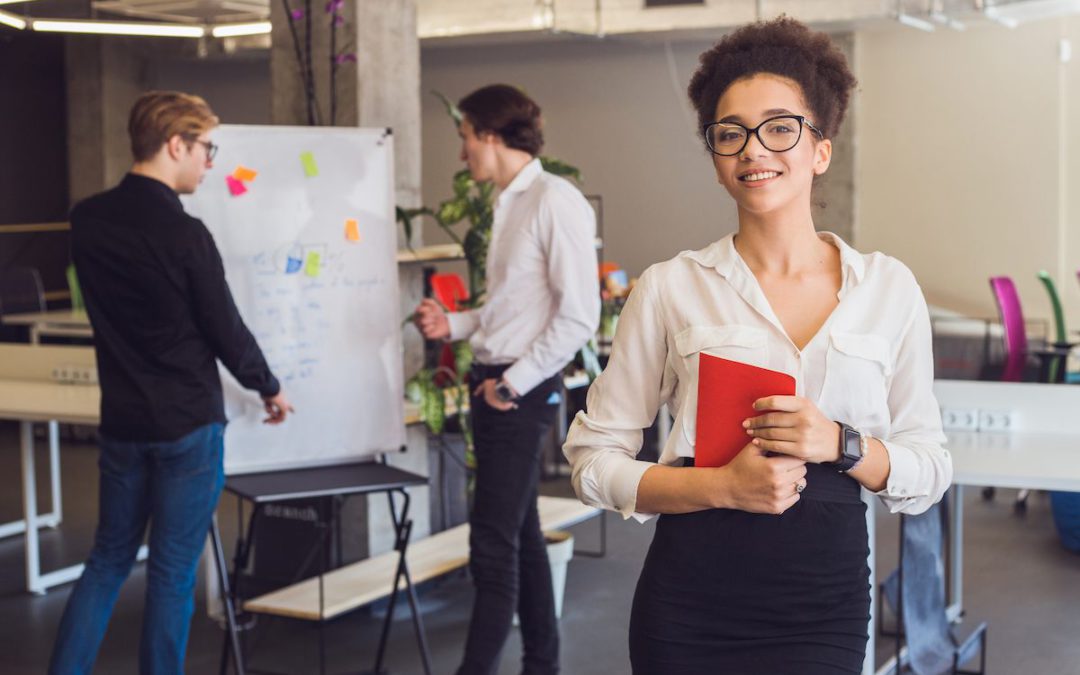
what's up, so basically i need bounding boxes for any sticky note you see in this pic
[300,151,319,177]
[226,175,247,196]
[304,251,321,277]
[233,166,258,182]
[285,257,302,274]
[345,219,360,242]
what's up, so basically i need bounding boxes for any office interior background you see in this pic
[2,1,1080,673]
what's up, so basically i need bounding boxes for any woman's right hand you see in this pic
[714,443,808,514]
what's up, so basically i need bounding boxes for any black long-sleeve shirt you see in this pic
[71,173,279,442]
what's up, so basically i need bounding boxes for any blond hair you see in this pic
[127,91,219,162]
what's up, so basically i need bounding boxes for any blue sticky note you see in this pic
[285,257,302,274]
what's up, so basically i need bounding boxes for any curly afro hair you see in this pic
[688,17,857,148]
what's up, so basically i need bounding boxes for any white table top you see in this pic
[0,380,99,425]
[947,430,1080,492]
[1,309,90,327]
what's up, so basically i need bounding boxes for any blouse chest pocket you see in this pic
[819,331,893,433]
[674,325,769,369]
[673,325,769,447]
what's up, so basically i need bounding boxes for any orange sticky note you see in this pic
[233,166,258,182]
[345,219,360,242]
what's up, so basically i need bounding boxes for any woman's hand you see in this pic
[742,395,841,464]
[715,442,808,514]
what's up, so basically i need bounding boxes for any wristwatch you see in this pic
[494,379,519,404]
[832,422,866,473]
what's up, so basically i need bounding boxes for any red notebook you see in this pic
[694,353,797,468]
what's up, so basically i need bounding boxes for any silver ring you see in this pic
[795,481,806,494]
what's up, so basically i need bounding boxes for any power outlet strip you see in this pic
[941,407,1014,432]
[51,364,98,385]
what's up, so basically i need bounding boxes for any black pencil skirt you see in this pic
[629,462,871,675]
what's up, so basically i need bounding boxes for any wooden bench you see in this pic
[243,495,601,621]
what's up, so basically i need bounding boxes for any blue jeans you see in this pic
[49,422,226,675]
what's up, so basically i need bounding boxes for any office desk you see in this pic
[0,344,113,593]
[945,430,1080,619]
[2,309,93,343]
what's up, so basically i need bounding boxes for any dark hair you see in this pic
[128,90,219,162]
[687,17,856,147]
[458,84,544,156]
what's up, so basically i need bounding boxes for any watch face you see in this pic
[844,427,862,460]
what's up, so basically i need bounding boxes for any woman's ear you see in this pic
[813,138,832,176]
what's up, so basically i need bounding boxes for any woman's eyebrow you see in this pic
[718,108,797,124]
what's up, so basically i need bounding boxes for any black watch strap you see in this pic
[832,422,862,473]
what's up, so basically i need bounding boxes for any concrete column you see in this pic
[271,0,428,559]
[65,37,154,206]
[813,32,856,244]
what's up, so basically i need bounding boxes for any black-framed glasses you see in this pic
[190,139,218,162]
[703,115,823,156]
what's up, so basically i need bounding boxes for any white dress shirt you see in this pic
[563,232,953,522]
[447,158,600,395]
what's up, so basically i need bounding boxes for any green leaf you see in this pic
[432,90,463,127]
[539,156,583,183]
[437,198,469,226]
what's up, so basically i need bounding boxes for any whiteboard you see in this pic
[182,125,405,474]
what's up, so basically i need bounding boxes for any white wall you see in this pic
[419,36,857,279]
[856,17,1080,331]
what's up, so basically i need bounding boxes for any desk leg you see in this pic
[2,421,63,541]
[210,515,245,675]
[372,490,432,675]
[21,421,43,594]
[48,420,62,527]
[947,486,964,622]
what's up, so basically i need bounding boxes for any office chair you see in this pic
[1035,271,1079,383]
[0,266,46,342]
[880,499,988,675]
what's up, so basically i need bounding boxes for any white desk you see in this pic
[0,344,140,594]
[870,380,1080,674]
[2,309,93,344]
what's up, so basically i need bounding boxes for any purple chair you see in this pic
[987,276,1073,512]
[988,277,1028,382]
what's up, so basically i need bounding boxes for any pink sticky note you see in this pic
[226,175,247,196]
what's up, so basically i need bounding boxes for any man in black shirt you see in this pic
[50,91,291,675]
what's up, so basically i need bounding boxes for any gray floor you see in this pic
[2,421,1079,674]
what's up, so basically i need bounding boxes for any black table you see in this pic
[213,459,430,675]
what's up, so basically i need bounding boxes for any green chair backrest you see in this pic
[66,263,84,312]
[1037,271,1067,344]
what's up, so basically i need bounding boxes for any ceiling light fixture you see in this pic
[897,12,937,31]
[0,8,26,29]
[32,18,205,38]
[210,21,271,38]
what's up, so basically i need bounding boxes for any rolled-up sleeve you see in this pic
[563,268,675,522]
[875,288,953,514]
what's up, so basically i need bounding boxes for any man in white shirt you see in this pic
[414,84,599,675]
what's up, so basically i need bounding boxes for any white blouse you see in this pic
[563,232,953,522]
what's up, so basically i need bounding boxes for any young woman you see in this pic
[563,18,952,674]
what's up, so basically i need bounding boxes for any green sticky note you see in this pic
[300,151,319,178]
[304,251,321,277]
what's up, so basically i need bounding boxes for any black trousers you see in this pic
[629,462,871,675]
[456,366,562,675]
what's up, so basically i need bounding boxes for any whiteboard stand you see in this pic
[216,458,430,675]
